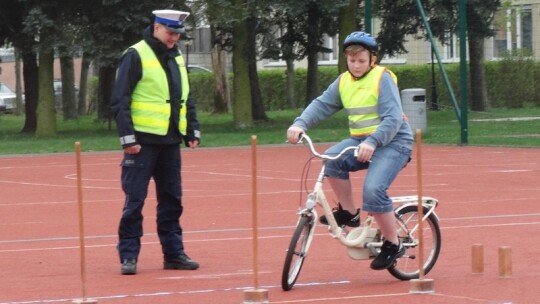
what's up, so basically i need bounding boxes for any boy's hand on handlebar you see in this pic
[287,126,305,144]
[357,142,375,163]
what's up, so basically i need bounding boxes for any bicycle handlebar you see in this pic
[298,133,359,160]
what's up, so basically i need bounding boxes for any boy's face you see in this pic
[346,51,374,78]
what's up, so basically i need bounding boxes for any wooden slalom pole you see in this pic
[409,130,435,293]
[72,142,97,304]
[243,136,269,303]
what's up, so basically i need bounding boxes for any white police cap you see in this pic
[152,9,190,34]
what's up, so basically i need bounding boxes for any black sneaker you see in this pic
[164,253,200,270]
[319,203,360,227]
[121,258,137,275]
[370,240,405,270]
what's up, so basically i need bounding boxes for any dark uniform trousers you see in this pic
[117,144,184,262]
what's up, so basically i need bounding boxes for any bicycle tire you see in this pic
[387,205,441,280]
[281,214,315,291]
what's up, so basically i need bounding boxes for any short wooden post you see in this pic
[498,246,512,278]
[471,244,484,274]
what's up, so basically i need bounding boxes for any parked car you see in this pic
[0,82,17,113]
[187,65,212,73]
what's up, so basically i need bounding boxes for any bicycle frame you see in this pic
[282,134,442,290]
[297,134,439,256]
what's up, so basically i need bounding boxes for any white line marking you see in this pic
[0,281,351,304]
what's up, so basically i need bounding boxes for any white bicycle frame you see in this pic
[297,134,439,259]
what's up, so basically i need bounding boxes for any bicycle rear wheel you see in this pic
[281,213,315,291]
[387,205,441,280]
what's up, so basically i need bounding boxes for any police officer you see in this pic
[110,9,201,275]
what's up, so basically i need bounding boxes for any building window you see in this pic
[318,34,338,64]
[442,31,459,61]
[493,6,533,58]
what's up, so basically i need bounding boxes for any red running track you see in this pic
[0,143,539,303]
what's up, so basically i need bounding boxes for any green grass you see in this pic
[1,107,539,155]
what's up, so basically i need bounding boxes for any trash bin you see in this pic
[401,88,427,134]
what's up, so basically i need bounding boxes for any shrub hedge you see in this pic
[188,60,540,112]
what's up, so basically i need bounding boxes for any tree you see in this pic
[426,0,501,111]
[374,0,427,62]
[258,0,348,107]
[230,0,253,127]
[210,26,231,113]
[23,3,60,136]
[338,0,361,74]
[200,0,265,127]
[189,0,232,114]
[35,49,56,135]
[375,0,501,112]
[246,9,268,121]
[55,0,83,120]
[303,0,346,106]
[0,0,39,133]
[59,46,77,120]
[258,0,308,109]
[465,0,500,111]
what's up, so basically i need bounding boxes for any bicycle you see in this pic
[281,134,441,291]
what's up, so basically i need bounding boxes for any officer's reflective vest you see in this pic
[339,65,397,136]
[130,40,189,135]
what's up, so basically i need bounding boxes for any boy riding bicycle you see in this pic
[286,31,413,270]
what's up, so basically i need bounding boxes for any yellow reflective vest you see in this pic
[339,65,397,136]
[130,40,189,135]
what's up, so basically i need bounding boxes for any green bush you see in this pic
[188,60,540,112]
[188,72,216,112]
[485,50,536,108]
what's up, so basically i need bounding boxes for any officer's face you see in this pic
[154,24,181,49]
[346,51,374,78]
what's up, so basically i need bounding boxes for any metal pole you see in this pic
[458,0,469,145]
[430,47,438,111]
[364,0,372,34]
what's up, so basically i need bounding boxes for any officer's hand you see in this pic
[287,126,305,144]
[188,140,199,149]
[124,144,141,155]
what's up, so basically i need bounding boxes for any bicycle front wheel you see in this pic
[281,214,315,291]
[388,205,441,280]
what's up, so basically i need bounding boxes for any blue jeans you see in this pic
[323,137,412,213]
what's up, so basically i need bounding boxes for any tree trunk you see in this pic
[305,2,321,107]
[59,47,77,120]
[14,48,23,115]
[97,65,116,123]
[36,49,57,136]
[338,0,359,74]
[21,50,38,133]
[231,0,252,128]
[246,17,268,121]
[468,34,489,111]
[78,54,91,115]
[210,28,229,113]
[286,58,296,109]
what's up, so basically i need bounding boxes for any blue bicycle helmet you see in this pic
[343,31,378,54]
